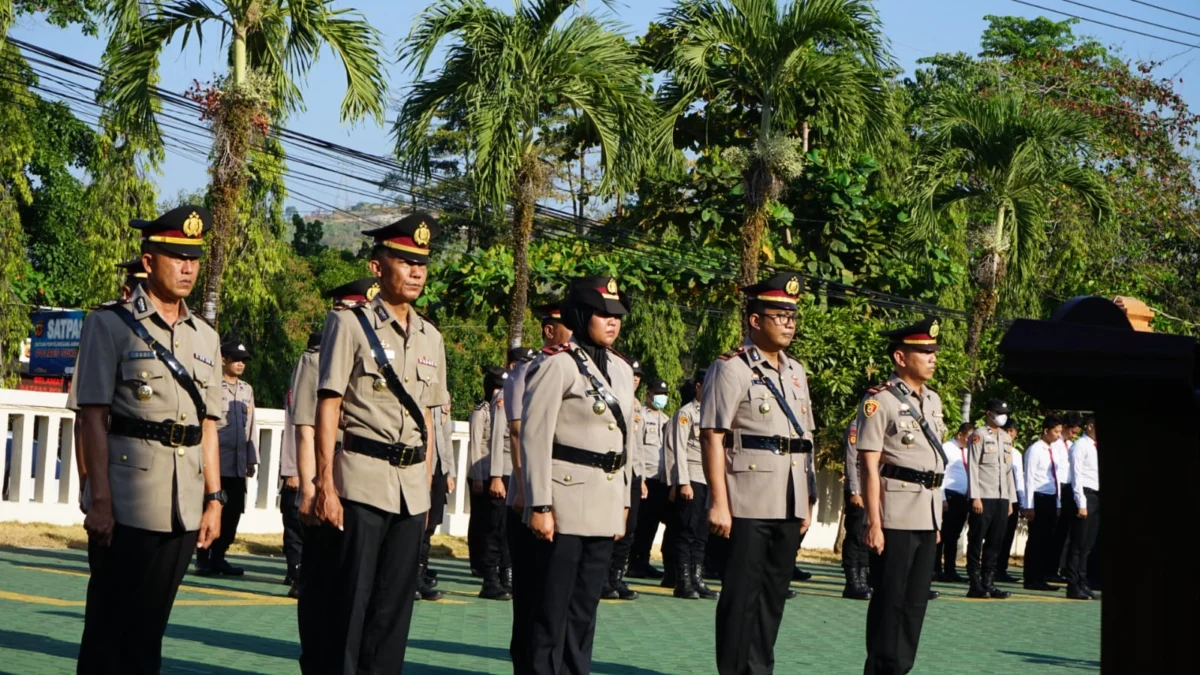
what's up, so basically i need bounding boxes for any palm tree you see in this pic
[907,90,1111,374]
[396,0,658,347]
[656,0,895,294]
[99,0,388,325]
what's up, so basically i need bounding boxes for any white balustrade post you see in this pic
[443,420,471,536]
[34,415,61,503]
[256,426,281,511]
[0,411,9,500]
[7,413,35,502]
[58,414,79,505]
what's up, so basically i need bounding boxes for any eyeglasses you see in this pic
[760,313,797,327]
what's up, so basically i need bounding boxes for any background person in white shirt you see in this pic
[1021,416,1063,591]
[995,419,1025,583]
[1063,415,1100,600]
[936,423,974,584]
[1050,412,1083,582]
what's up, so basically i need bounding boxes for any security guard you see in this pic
[72,205,224,673]
[701,272,816,675]
[521,275,635,675]
[467,368,502,578]
[841,417,872,600]
[314,212,449,673]
[965,399,1017,599]
[857,316,948,674]
[483,363,514,600]
[665,370,719,600]
[506,305,569,673]
[419,398,455,601]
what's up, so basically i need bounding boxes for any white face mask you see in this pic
[651,394,668,410]
[993,413,1008,428]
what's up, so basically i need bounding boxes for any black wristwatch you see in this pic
[204,490,228,506]
[531,505,552,513]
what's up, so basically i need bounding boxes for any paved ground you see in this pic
[0,546,1099,674]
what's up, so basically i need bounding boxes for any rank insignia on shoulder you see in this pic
[718,346,747,361]
[194,353,214,366]
[127,350,154,360]
[542,343,570,355]
[866,381,894,395]
[134,296,148,314]
[863,400,880,418]
[475,402,486,411]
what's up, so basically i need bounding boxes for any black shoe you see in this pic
[1081,584,1097,599]
[785,588,798,600]
[612,567,639,601]
[502,566,514,593]
[287,582,301,600]
[213,559,245,577]
[1047,573,1067,584]
[470,567,482,578]
[857,567,874,597]
[427,568,439,580]
[792,566,813,582]
[1066,585,1091,600]
[691,565,719,600]
[283,573,295,586]
[194,559,216,577]
[479,568,512,601]
[842,568,871,600]
[943,570,967,584]
[627,563,663,580]
[417,563,444,601]
[673,564,700,599]
[600,580,619,600]
[1023,581,1058,592]
[928,589,940,600]
[424,575,438,589]
[983,571,1010,599]
[995,571,1019,584]
[967,572,989,598]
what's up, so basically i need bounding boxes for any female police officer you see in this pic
[521,275,636,675]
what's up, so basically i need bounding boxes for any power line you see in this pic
[1010,0,1200,50]
[1061,0,1200,39]
[1130,0,1200,24]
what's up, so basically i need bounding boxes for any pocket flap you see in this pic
[884,477,921,493]
[731,452,776,473]
[110,444,155,470]
[120,360,166,383]
[551,463,588,486]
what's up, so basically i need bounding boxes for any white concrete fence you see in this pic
[1,387,1024,555]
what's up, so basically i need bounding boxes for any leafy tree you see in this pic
[98,0,388,326]
[290,213,326,257]
[396,0,659,348]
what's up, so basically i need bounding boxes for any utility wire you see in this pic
[1130,0,1200,24]
[1010,1,1200,50]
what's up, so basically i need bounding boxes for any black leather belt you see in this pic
[345,433,426,467]
[1083,487,1099,496]
[880,464,944,489]
[729,434,813,454]
[109,414,202,447]
[552,443,626,473]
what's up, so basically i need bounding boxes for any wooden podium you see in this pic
[998,296,1200,672]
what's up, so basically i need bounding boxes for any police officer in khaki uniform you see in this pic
[522,276,635,675]
[857,316,948,674]
[418,398,455,601]
[482,364,515,600]
[965,399,1017,599]
[313,212,449,674]
[467,369,498,576]
[841,417,872,600]
[701,273,816,675]
[72,205,224,673]
[507,306,569,673]
[665,369,720,600]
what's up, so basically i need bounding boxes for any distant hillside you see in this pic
[288,203,411,251]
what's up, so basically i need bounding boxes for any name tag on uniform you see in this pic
[750,378,765,385]
[127,350,155,360]
[898,409,914,417]
[384,349,396,360]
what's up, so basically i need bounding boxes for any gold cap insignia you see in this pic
[785,276,800,296]
[413,222,431,247]
[606,278,619,295]
[182,212,204,238]
[366,282,380,301]
[929,320,940,338]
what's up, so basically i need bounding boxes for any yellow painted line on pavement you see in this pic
[9,564,294,606]
[0,590,85,606]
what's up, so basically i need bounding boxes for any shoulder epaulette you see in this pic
[542,343,571,355]
[717,346,747,361]
[417,310,439,330]
[866,381,895,395]
[474,401,487,411]
[608,348,631,365]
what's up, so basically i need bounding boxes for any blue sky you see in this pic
[9,0,1200,211]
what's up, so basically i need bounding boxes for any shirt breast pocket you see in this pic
[120,361,167,406]
[191,362,213,393]
[980,443,999,464]
[415,363,436,401]
[357,357,387,400]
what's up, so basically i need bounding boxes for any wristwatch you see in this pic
[204,490,228,505]
[530,505,552,513]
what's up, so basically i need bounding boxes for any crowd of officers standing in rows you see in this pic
[65,204,1101,675]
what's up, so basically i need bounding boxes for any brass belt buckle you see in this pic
[167,422,187,447]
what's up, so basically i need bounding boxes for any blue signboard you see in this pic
[29,310,85,376]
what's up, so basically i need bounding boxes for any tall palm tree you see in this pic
[907,90,1111,374]
[656,0,894,294]
[99,0,388,325]
[396,0,658,347]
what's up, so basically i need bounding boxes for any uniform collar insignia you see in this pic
[373,304,390,324]
[134,295,148,315]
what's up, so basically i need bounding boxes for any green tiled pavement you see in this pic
[0,546,1099,673]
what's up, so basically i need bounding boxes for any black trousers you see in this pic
[298,524,340,674]
[420,460,449,571]
[675,482,710,567]
[77,525,198,674]
[966,498,1009,574]
[281,484,304,577]
[938,491,969,575]
[468,478,489,572]
[203,476,246,562]
[1024,492,1058,584]
[1064,489,1100,587]
[631,478,668,568]
[997,508,1019,574]
[610,475,642,570]
[715,517,800,675]
[1052,483,1077,574]
[508,508,537,673]
[485,476,512,569]
[842,492,869,570]
[864,530,937,675]
[529,534,614,675]
[331,498,424,675]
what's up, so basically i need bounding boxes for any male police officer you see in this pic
[419,397,455,600]
[965,399,1017,599]
[314,212,449,674]
[483,363,515,601]
[666,370,719,600]
[702,272,815,675]
[72,205,224,673]
[842,418,872,600]
[857,316,948,675]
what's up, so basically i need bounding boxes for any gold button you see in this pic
[121,455,128,462]
[564,475,571,483]
[791,460,798,467]
[180,413,187,421]
[403,410,410,417]
[749,464,757,470]
[404,376,410,383]
[139,371,148,379]
[607,475,614,481]
[174,340,180,348]
[177,448,186,457]
[901,482,908,488]
[608,423,616,431]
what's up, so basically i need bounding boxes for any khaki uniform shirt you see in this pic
[967,426,1017,502]
[488,389,513,478]
[317,298,450,516]
[844,418,861,494]
[700,342,816,520]
[217,379,257,477]
[521,342,635,537]
[666,400,704,486]
[432,405,456,479]
[504,358,533,508]
[280,348,319,478]
[468,402,491,482]
[636,406,668,481]
[71,285,221,532]
[854,374,947,531]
